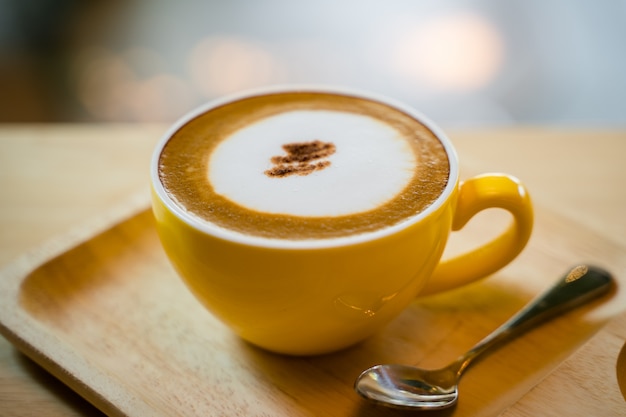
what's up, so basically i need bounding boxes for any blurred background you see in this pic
[1,0,625,127]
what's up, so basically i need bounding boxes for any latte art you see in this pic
[209,110,417,217]
[158,91,450,240]
[265,140,335,178]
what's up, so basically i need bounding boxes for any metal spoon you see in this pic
[355,265,615,410]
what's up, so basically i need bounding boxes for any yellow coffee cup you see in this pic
[151,87,533,355]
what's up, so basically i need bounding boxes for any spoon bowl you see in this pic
[356,363,458,410]
[355,265,614,410]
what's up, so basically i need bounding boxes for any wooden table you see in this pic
[1,125,625,416]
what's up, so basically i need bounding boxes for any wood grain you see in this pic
[1,126,625,416]
[501,310,626,416]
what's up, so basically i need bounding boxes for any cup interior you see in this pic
[150,86,460,249]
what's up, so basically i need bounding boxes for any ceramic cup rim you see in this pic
[150,85,459,249]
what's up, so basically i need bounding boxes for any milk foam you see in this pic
[208,110,416,217]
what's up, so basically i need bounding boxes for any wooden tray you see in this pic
[1,195,625,416]
[502,309,626,416]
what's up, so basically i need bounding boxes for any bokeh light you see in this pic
[389,13,505,92]
[2,1,624,125]
[188,36,286,98]
[72,46,195,122]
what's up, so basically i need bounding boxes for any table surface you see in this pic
[1,124,625,416]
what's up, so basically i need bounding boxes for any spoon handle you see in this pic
[455,265,614,376]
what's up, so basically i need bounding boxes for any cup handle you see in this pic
[420,173,534,296]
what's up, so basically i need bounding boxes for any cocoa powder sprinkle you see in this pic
[265,140,335,177]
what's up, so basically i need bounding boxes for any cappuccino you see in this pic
[157,91,449,240]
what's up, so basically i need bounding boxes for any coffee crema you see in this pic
[158,91,450,240]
